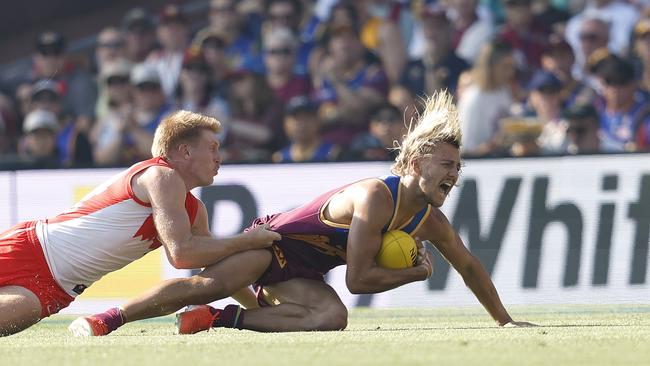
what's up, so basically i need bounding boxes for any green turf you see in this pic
[1,305,649,366]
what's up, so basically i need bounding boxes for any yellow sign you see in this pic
[72,185,164,298]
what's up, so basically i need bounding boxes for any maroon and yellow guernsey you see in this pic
[254,175,432,275]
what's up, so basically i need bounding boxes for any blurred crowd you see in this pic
[2,0,650,169]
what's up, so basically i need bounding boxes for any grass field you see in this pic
[1,305,649,366]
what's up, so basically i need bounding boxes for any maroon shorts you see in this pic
[0,221,74,318]
[247,216,325,306]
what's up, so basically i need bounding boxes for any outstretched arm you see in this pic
[136,166,280,269]
[426,211,535,327]
[345,182,432,294]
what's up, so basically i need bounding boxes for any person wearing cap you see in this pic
[525,70,568,153]
[594,55,650,150]
[563,104,623,154]
[633,18,650,92]
[28,79,93,167]
[26,30,97,122]
[19,109,61,168]
[144,4,191,97]
[91,59,134,166]
[127,64,173,162]
[272,95,340,163]
[343,103,406,161]
[122,7,158,64]
[396,7,469,101]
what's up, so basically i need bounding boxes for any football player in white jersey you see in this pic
[0,110,280,336]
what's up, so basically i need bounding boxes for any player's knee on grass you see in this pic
[0,287,42,336]
[312,304,348,331]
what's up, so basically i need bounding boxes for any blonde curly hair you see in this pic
[391,91,462,176]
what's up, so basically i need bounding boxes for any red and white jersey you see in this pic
[35,157,199,297]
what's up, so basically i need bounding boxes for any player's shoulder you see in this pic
[133,164,184,197]
[348,178,394,207]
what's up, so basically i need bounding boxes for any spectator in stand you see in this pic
[594,56,650,151]
[312,25,388,145]
[263,0,314,76]
[633,18,650,93]
[223,64,281,162]
[94,27,127,121]
[352,0,407,84]
[19,109,61,168]
[145,4,191,98]
[447,0,495,65]
[126,64,173,162]
[573,17,610,82]
[273,95,340,163]
[94,27,127,74]
[533,0,570,37]
[525,70,567,153]
[29,80,93,167]
[195,0,262,70]
[563,104,623,154]
[497,0,549,76]
[21,31,97,124]
[343,103,406,161]
[458,41,516,157]
[263,27,311,105]
[122,7,158,64]
[395,6,469,101]
[540,36,599,109]
[0,93,18,156]
[565,0,638,58]
[195,31,232,99]
[175,47,229,125]
[90,60,134,166]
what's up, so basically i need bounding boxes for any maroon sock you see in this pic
[94,307,125,333]
[211,305,245,329]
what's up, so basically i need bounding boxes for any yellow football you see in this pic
[375,230,418,269]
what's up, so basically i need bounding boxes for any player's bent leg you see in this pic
[121,249,272,323]
[243,278,348,332]
[0,286,42,336]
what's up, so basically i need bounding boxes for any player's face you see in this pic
[187,129,221,186]
[415,143,461,207]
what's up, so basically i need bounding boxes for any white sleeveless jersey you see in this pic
[35,157,199,297]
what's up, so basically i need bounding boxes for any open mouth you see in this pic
[439,182,453,195]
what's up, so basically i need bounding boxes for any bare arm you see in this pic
[345,183,431,294]
[426,210,514,326]
[137,167,280,269]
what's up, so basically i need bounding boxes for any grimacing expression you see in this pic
[415,142,461,207]
[187,129,222,186]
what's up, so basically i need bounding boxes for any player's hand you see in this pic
[415,237,433,279]
[501,321,538,327]
[246,224,281,249]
